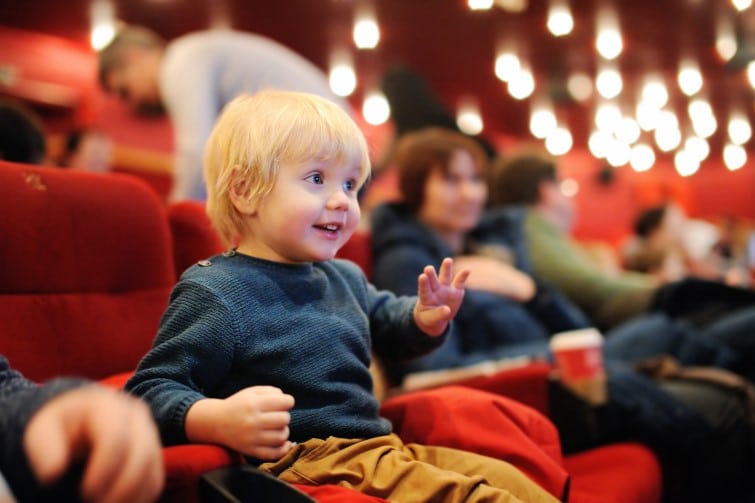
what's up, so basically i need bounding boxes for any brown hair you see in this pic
[488,152,557,207]
[392,127,488,213]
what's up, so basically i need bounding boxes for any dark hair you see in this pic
[633,205,668,238]
[488,153,557,207]
[0,99,46,164]
[392,127,488,214]
[380,64,498,160]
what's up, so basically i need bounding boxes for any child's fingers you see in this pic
[438,258,454,285]
[420,305,452,327]
[422,265,439,289]
[452,268,471,289]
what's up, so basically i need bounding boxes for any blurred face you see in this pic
[541,179,575,232]
[105,48,163,113]
[236,157,362,263]
[69,133,112,173]
[418,149,487,242]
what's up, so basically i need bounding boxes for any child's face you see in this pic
[238,157,362,263]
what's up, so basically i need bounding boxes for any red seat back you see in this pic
[167,200,224,278]
[0,161,175,381]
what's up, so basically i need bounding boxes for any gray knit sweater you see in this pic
[126,252,443,445]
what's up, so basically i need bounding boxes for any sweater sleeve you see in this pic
[525,212,657,328]
[0,356,87,501]
[125,281,238,445]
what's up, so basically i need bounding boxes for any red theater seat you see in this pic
[0,162,241,502]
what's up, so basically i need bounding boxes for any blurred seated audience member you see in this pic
[623,202,749,286]
[0,99,47,164]
[97,25,350,202]
[487,152,755,331]
[362,65,498,215]
[0,354,163,502]
[368,127,755,502]
[56,129,113,173]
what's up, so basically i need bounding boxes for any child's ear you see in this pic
[229,167,258,215]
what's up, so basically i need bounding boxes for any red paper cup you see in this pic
[550,328,607,404]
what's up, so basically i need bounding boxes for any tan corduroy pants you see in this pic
[259,434,560,503]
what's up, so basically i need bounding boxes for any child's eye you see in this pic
[305,173,324,184]
[343,179,357,192]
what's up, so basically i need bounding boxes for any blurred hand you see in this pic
[24,385,164,503]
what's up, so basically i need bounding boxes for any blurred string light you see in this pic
[588,130,611,159]
[329,49,356,97]
[529,99,557,139]
[674,149,700,177]
[731,0,752,11]
[547,0,573,37]
[468,0,494,10]
[641,75,669,109]
[507,65,535,100]
[728,112,753,145]
[362,91,390,125]
[616,116,641,144]
[495,0,529,12]
[724,143,747,170]
[606,137,631,167]
[353,4,380,49]
[90,0,116,50]
[494,49,520,82]
[594,101,621,133]
[596,64,623,99]
[457,98,484,135]
[654,110,682,152]
[636,101,661,131]
[545,125,573,155]
[629,143,655,172]
[685,135,710,161]
[567,72,593,101]
[475,1,750,170]
[677,58,703,96]
[595,5,622,60]
[716,13,738,61]
[688,98,718,138]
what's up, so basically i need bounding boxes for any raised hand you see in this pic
[413,257,470,337]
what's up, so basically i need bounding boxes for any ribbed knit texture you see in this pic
[127,253,441,445]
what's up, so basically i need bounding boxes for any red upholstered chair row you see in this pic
[167,200,662,503]
[0,163,661,502]
[0,162,382,503]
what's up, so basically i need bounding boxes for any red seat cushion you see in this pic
[381,385,569,500]
[565,442,662,503]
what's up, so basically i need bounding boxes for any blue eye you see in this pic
[343,179,356,192]
[306,173,324,184]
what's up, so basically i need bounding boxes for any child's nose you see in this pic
[326,188,350,210]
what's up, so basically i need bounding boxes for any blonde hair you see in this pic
[204,90,371,245]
